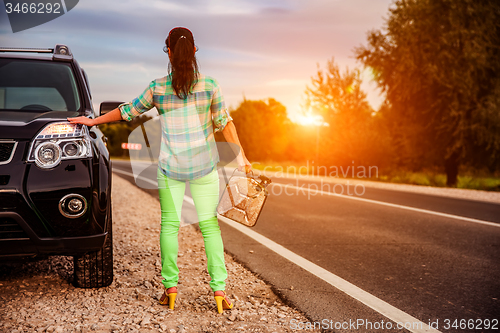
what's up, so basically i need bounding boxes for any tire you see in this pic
[73,202,113,288]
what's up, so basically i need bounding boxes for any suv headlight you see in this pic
[28,122,92,169]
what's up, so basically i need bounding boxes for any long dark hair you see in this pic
[165,27,199,99]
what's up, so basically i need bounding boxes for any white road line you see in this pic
[272,183,500,228]
[217,215,440,333]
[112,168,440,332]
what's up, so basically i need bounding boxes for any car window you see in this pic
[0,59,81,112]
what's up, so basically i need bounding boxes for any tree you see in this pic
[228,98,290,162]
[306,58,384,169]
[356,0,500,185]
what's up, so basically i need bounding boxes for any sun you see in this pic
[297,113,324,126]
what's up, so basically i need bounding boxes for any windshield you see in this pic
[0,59,81,112]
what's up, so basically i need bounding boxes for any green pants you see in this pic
[157,168,227,292]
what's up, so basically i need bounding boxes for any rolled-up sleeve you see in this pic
[119,81,155,121]
[211,82,233,132]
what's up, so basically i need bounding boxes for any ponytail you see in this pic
[165,28,199,99]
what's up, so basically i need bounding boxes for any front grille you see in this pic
[0,142,16,164]
[0,217,29,240]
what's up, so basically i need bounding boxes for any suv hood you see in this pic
[0,111,80,140]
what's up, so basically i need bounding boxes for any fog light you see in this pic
[59,194,87,218]
[68,198,83,212]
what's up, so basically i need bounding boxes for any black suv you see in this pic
[0,45,113,288]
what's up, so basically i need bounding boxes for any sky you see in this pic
[0,0,393,122]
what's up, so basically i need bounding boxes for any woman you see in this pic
[68,27,251,313]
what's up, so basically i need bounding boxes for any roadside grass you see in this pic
[376,171,500,191]
[456,175,500,191]
[250,160,500,191]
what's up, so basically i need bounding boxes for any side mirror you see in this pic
[99,101,124,117]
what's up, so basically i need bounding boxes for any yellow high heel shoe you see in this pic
[159,287,177,309]
[214,290,233,314]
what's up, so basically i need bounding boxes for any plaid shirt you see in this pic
[119,73,232,181]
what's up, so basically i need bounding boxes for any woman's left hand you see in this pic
[238,155,252,174]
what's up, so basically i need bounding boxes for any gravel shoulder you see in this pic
[0,174,319,333]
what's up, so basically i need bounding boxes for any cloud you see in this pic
[74,0,190,15]
[74,0,296,17]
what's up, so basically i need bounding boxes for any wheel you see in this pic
[73,201,113,288]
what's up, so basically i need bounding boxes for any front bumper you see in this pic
[0,212,107,259]
[0,141,110,259]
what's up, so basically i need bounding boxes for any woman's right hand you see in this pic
[68,108,123,127]
[67,116,95,127]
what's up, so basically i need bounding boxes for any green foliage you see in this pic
[229,98,290,162]
[356,0,500,185]
[458,176,500,191]
[306,58,371,124]
[373,169,500,191]
[379,170,447,187]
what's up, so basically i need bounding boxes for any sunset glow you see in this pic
[297,113,324,126]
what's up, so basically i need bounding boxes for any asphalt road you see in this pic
[112,160,500,332]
